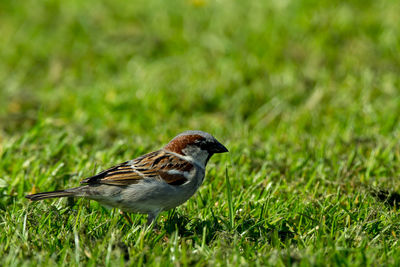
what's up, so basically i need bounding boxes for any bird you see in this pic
[25,130,228,225]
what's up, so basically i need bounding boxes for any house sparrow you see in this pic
[26,130,228,225]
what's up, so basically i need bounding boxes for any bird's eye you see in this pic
[194,138,206,144]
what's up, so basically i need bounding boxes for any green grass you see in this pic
[1,0,400,265]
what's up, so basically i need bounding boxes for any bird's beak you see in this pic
[212,142,229,153]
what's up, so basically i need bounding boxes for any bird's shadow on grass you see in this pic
[162,211,223,243]
[369,187,400,207]
[161,210,292,246]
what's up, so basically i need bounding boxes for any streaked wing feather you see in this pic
[159,171,187,185]
[80,150,192,186]
[80,161,129,183]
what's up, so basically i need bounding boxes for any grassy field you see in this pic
[1,0,400,265]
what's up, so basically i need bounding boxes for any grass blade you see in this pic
[225,167,234,230]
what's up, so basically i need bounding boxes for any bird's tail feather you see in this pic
[25,188,79,201]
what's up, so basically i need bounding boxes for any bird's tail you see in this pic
[25,187,81,201]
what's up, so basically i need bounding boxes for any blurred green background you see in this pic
[1,0,400,265]
[1,0,398,140]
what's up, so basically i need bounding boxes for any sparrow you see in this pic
[25,130,228,225]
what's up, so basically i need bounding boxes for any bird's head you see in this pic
[164,130,228,167]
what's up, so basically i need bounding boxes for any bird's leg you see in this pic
[146,213,156,226]
[120,211,133,225]
[146,211,160,227]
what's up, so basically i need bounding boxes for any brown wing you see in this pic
[79,160,142,185]
[80,150,192,186]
